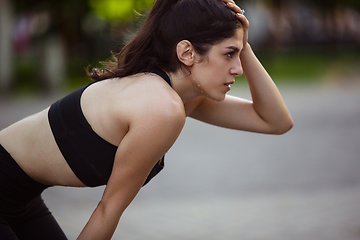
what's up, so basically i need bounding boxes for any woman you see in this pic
[0,0,293,239]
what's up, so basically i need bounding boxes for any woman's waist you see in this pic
[0,110,87,187]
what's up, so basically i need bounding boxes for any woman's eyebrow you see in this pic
[226,46,240,52]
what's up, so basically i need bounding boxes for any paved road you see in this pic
[1,83,360,239]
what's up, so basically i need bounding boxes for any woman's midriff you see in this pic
[0,108,87,187]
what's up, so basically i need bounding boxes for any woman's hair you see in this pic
[89,0,242,81]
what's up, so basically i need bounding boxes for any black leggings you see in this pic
[0,144,67,240]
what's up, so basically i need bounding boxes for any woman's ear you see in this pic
[176,40,195,67]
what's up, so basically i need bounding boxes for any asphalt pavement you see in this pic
[1,82,360,240]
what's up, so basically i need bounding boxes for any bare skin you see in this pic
[0,1,293,239]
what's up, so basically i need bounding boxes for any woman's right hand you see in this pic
[222,0,249,45]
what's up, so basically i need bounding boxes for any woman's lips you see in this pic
[224,80,235,90]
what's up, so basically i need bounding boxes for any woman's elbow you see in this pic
[273,117,294,135]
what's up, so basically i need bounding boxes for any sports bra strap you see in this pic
[150,69,172,86]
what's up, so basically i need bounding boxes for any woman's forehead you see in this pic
[215,29,244,49]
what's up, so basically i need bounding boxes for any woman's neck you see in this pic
[166,70,204,103]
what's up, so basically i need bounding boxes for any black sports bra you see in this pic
[48,69,171,187]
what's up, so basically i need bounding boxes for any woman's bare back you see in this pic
[0,107,86,186]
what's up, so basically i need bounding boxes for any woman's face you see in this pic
[191,28,244,101]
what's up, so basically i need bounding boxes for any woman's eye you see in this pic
[226,52,235,58]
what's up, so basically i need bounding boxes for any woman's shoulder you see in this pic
[86,72,174,99]
[80,73,185,146]
[105,74,186,133]
[125,73,185,117]
[87,73,184,120]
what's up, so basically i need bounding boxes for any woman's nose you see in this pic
[230,59,243,76]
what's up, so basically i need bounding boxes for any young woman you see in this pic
[0,0,293,239]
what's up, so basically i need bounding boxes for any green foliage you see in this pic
[13,59,38,93]
[250,47,360,83]
[89,0,153,21]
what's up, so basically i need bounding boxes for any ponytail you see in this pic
[149,0,179,19]
[118,0,180,74]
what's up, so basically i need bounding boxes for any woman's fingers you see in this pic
[237,12,249,29]
[223,1,247,25]
[223,0,243,15]
[222,0,249,44]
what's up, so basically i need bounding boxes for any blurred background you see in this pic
[1,0,360,239]
[0,0,359,93]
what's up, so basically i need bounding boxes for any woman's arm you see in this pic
[188,43,293,134]
[77,94,185,240]
[188,46,293,132]
[243,42,294,133]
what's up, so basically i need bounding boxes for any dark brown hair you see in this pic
[88,0,242,81]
